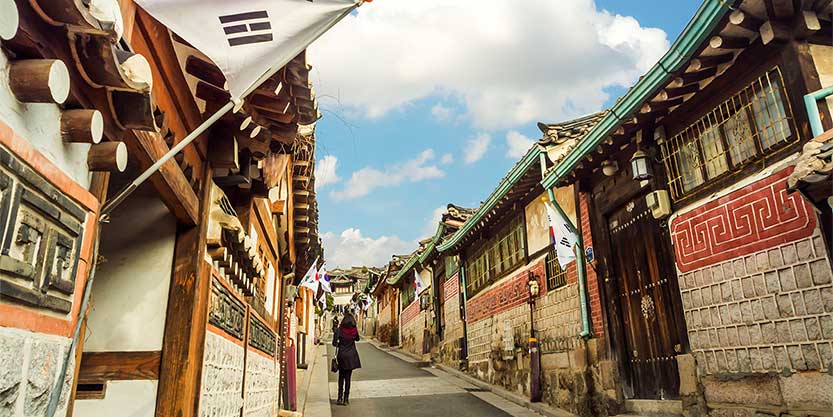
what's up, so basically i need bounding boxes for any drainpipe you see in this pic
[458,261,469,366]
[804,86,833,137]
[540,153,592,339]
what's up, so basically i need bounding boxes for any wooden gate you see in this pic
[608,196,687,399]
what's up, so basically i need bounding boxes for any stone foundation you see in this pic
[0,327,73,417]
[243,349,278,417]
[200,330,245,417]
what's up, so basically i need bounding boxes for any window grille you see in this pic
[659,68,796,201]
[545,246,567,290]
[465,215,526,297]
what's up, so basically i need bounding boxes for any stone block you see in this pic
[820,315,833,340]
[803,344,821,369]
[761,296,781,320]
[734,259,746,279]
[751,300,765,321]
[0,332,25,415]
[793,264,813,289]
[541,352,569,370]
[787,345,807,371]
[749,325,762,345]
[756,252,770,272]
[797,238,815,261]
[764,271,780,294]
[769,249,784,269]
[738,325,750,346]
[822,287,833,312]
[812,236,826,258]
[776,295,794,318]
[738,349,751,372]
[804,289,824,315]
[25,340,63,417]
[724,262,735,280]
[775,321,792,344]
[752,274,766,297]
[779,371,833,410]
[726,350,739,372]
[773,346,790,370]
[790,292,806,316]
[778,268,797,292]
[722,282,734,302]
[745,256,757,275]
[741,277,755,299]
[760,347,776,371]
[781,244,797,265]
[703,375,782,406]
[762,322,777,344]
[810,260,833,285]
[789,319,807,342]
[818,343,833,368]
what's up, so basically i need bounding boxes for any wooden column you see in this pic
[155,164,213,417]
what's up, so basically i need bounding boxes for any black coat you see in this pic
[333,327,361,370]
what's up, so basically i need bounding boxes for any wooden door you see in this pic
[608,196,687,399]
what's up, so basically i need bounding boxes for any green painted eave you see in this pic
[387,253,418,286]
[417,223,448,264]
[540,0,732,190]
[437,146,543,253]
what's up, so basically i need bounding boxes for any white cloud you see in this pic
[464,133,491,164]
[314,155,340,190]
[431,103,453,121]
[331,149,445,200]
[423,205,446,236]
[309,0,669,129]
[322,228,415,268]
[505,131,535,159]
[440,153,454,165]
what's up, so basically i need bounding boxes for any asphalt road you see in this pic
[326,340,516,417]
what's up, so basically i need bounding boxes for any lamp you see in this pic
[630,148,653,181]
[601,160,618,177]
[527,271,540,299]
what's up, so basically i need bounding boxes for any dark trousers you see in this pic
[338,369,353,400]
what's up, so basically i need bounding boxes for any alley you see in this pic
[326,340,542,417]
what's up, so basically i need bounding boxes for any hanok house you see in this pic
[433,135,609,416]
[328,266,382,332]
[539,0,833,415]
[388,238,436,359]
[421,204,476,367]
[371,254,408,346]
[0,1,323,416]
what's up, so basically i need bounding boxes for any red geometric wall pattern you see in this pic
[400,298,420,325]
[444,273,459,301]
[466,260,546,323]
[670,168,816,273]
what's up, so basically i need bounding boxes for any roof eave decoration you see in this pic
[28,0,159,131]
[540,0,732,189]
[436,146,543,253]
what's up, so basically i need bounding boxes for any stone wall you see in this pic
[671,168,833,415]
[200,330,245,417]
[243,350,278,417]
[0,327,73,417]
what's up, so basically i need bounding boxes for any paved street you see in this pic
[326,340,543,417]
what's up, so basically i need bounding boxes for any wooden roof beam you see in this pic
[730,10,765,32]
[690,53,733,71]
[185,55,225,89]
[709,35,750,50]
[671,67,717,87]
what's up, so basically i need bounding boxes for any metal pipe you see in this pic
[804,86,833,138]
[546,186,592,339]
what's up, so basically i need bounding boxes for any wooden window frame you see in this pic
[660,67,797,201]
[545,246,568,291]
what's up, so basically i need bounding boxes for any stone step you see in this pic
[623,399,683,417]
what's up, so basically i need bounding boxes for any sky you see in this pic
[308,0,701,269]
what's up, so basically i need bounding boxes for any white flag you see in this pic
[414,270,427,295]
[136,0,359,99]
[319,269,332,293]
[299,260,319,292]
[545,202,577,268]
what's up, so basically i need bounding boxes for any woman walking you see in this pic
[333,312,361,405]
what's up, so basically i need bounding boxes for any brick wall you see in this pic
[401,308,427,355]
[579,193,604,338]
[466,260,547,323]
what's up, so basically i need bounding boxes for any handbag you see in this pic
[331,347,339,373]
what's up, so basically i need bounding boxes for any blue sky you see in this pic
[309,1,700,268]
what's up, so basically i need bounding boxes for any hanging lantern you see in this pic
[630,149,652,181]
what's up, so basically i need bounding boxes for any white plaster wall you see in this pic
[83,183,176,352]
[333,293,352,306]
[74,381,157,417]
[0,51,91,188]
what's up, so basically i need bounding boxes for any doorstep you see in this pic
[620,399,683,417]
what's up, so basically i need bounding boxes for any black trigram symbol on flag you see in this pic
[559,237,571,247]
[219,11,273,47]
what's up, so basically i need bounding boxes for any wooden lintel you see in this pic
[126,130,199,225]
[78,351,161,383]
[794,10,821,38]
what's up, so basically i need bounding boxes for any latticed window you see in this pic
[401,281,415,306]
[465,215,526,297]
[445,255,460,278]
[545,246,567,290]
[659,68,796,201]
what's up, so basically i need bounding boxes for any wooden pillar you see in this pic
[155,164,213,417]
